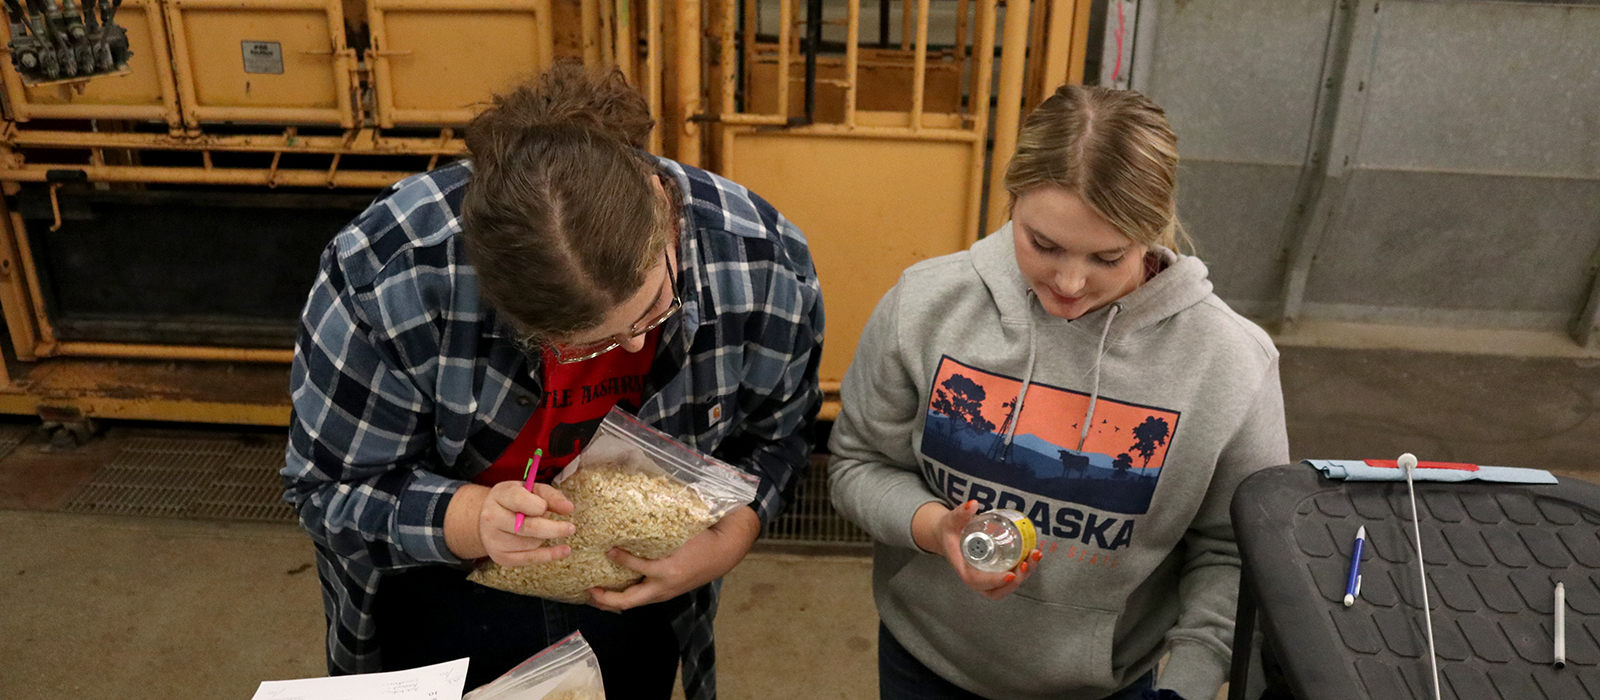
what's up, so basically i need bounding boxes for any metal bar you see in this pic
[616,0,635,79]
[162,0,202,131]
[1026,0,1049,106]
[582,0,602,65]
[368,0,541,8]
[185,106,349,125]
[324,0,355,128]
[1278,0,1369,331]
[367,5,398,129]
[536,0,555,68]
[900,0,910,50]
[721,119,980,141]
[675,0,702,164]
[844,0,859,126]
[0,195,38,361]
[646,0,662,153]
[720,0,736,117]
[777,0,791,118]
[1064,0,1091,85]
[4,129,465,154]
[742,0,755,110]
[909,0,929,128]
[7,211,55,349]
[600,0,616,67]
[956,0,969,65]
[43,341,293,363]
[147,0,185,133]
[0,164,413,188]
[801,0,821,124]
[878,0,889,47]
[963,0,997,242]
[983,0,1032,235]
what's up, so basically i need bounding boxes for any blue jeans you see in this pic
[879,623,1157,700]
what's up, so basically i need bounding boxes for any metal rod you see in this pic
[900,0,910,50]
[963,0,997,242]
[844,0,859,126]
[777,0,791,118]
[720,0,736,120]
[46,341,293,363]
[956,0,969,66]
[0,164,412,188]
[646,0,662,153]
[1064,0,1091,85]
[616,0,635,79]
[535,0,555,68]
[878,0,888,46]
[582,0,602,65]
[718,115,980,140]
[984,0,1032,235]
[5,128,465,154]
[741,0,755,110]
[325,0,355,128]
[801,0,821,125]
[910,0,929,129]
[675,0,702,164]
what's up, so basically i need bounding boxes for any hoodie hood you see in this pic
[971,222,1215,338]
[975,223,1217,453]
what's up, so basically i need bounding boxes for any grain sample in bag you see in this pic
[469,407,760,603]
[464,631,605,700]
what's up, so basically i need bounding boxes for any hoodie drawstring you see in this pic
[1002,296,1120,455]
[1000,292,1041,452]
[1077,303,1120,450]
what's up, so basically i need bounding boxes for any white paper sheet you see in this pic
[250,658,470,700]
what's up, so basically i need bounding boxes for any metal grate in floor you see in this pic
[760,455,871,547]
[63,438,297,523]
[0,424,31,462]
[61,437,870,542]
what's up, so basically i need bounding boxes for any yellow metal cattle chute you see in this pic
[707,0,1093,415]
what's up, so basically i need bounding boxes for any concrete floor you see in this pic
[0,344,1596,699]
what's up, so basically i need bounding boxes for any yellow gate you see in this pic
[0,0,1088,426]
[705,0,1093,415]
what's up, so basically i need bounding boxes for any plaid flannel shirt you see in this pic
[283,157,824,700]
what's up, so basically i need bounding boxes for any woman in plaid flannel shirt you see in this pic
[283,61,824,699]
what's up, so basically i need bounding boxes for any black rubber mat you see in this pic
[1233,465,1600,699]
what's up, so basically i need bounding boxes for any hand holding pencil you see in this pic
[515,449,544,533]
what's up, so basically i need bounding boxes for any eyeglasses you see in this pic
[550,252,681,364]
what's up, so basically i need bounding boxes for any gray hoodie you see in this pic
[828,226,1288,700]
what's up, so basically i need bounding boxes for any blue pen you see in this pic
[1344,525,1366,607]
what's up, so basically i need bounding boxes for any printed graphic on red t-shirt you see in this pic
[474,329,660,486]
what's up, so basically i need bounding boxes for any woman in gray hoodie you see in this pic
[828,85,1289,700]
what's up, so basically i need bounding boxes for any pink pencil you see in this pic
[513,448,543,533]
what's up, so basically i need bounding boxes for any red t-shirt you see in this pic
[474,329,660,486]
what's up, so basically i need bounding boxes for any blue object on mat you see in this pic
[1303,459,1558,484]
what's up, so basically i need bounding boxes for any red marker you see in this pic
[513,448,543,533]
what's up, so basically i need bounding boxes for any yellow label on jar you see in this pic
[1009,512,1038,558]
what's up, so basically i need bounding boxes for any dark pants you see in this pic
[879,623,1156,700]
[373,565,682,696]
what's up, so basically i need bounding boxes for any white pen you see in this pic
[1555,582,1567,669]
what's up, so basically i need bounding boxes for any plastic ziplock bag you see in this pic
[468,407,761,603]
[463,631,605,700]
[555,406,762,519]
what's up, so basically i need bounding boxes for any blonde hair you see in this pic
[1003,84,1189,253]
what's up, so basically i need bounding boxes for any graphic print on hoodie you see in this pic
[920,356,1181,552]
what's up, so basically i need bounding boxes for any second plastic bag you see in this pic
[469,407,760,603]
[463,631,604,700]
